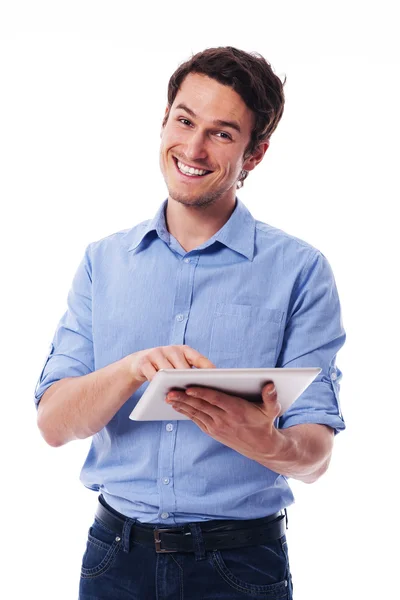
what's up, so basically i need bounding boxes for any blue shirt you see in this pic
[34,198,346,524]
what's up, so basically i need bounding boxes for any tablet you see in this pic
[129,367,321,421]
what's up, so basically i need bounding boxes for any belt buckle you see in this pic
[154,527,182,553]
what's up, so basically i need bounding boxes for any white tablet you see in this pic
[129,367,321,421]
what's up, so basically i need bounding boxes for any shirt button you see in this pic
[331,372,337,381]
[161,512,169,519]
[166,423,174,431]
[176,314,184,322]
[184,258,190,263]
[162,477,170,485]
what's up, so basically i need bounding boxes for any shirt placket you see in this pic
[157,253,199,524]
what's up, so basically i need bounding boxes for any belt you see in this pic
[95,496,287,554]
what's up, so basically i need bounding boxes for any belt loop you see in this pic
[187,523,206,561]
[121,517,136,553]
[284,508,289,530]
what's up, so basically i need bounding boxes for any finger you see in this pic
[167,393,225,417]
[148,348,175,370]
[140,351,174,381]
[140,361,159,382]
[261,382,282,417]
[163,346,194,370]
[181,345,216,369]
[184,387,239,412]
[263,382,276,397]
[171,403,214,430]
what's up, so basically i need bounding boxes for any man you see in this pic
[35,47,345,599]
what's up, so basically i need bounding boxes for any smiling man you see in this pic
[34,47,345,599]
[160,73,260,209]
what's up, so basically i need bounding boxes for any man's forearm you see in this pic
[257,423,335,484]
[37,355,141,447]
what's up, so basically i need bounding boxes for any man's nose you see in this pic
[184,131,208,162]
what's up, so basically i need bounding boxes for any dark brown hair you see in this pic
[163,46,286,187]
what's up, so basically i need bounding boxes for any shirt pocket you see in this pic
[209,303,284,368]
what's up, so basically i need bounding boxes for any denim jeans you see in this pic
[79,511,293,599]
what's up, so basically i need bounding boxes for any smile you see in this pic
[173,157,212,177]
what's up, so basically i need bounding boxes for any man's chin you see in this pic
[167,188,222,209]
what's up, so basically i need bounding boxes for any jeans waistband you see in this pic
[95,495,287,554]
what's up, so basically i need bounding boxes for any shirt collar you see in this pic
[213,198,255,261]
[124,200,170,252]
[125,197,256,261]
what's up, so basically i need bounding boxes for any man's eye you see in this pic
[179,118,192,126]
[216,132,231,140]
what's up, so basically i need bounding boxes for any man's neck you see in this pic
[165,196,236,253]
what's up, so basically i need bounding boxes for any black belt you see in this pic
[95,496,287,554]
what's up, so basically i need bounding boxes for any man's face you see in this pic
[159,73,261,209]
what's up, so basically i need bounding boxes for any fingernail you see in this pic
[267,385,276,395]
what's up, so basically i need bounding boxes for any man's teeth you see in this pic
[177,160,209,176]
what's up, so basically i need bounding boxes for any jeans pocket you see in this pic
[80,518,122,579]
[209,539,290,598]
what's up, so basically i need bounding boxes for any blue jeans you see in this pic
[79,511,293,599]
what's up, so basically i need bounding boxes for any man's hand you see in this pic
[165,382,282,462]
[129,345,216,383]
[165,383,334,483]
[38,345,215,447]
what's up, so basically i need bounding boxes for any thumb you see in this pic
[261,382,282,418]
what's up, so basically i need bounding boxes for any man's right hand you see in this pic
[129,345,216,384]
[38,345,215,447]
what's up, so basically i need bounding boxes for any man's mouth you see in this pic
[173,157,212,177]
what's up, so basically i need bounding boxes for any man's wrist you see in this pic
[260,427,297,468]
[256,424,333,483]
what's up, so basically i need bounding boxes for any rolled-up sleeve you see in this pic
[34,244,94,407]
[277,250,346,434]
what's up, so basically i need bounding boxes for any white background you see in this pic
[1,1,399,598]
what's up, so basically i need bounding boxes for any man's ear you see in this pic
[161,105,170,137]
[242,140,270,173]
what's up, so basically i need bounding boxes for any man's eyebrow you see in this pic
[175,103,241,134]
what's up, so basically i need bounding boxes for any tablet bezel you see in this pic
[129,367,321,421]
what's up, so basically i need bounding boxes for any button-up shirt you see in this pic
[34,198,346,524]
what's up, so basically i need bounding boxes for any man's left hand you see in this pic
[165,383,284,462]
